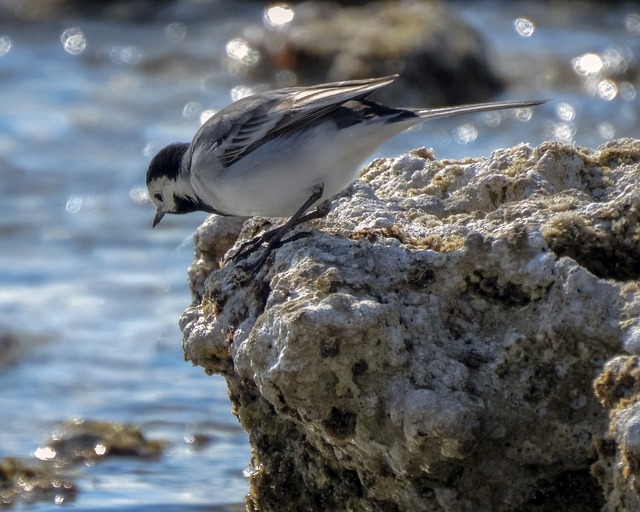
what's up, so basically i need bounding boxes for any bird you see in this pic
[147,75,544,273]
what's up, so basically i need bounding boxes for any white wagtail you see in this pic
[147,75,544,272]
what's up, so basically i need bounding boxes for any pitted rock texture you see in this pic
[593,355,640,511]
[181,139,640,511]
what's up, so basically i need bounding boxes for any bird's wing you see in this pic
[190,76,398,168]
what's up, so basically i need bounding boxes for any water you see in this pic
[0,1,637,509]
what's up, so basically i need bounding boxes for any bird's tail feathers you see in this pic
[414,99,547,122]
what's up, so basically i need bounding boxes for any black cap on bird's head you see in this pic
[146,142,189,184]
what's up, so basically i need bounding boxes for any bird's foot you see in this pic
[226,224,281,265]
[225,187,330,275]
[232,230,314,275]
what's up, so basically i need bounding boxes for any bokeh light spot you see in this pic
[514,18,535,37]
[34,446,56,460]
[200,109,217,125]
[556,102,575,121]
[625,13,640,34]
[598,122,615,139]
[514,107,534,122]
[0,35,12,57]
[182,101,202,120]
[620,82,636,101]
[572,53,603,75]
[61,27,86,55]
[231,85,255,101]
[129,186,148,205]
[226,38,259,66]
[453,124,478,144]
[597,79,618,100]
[110,45,143,65]
[165,22,187,42]
[480,111,502,127]
[264,4,295,28]
[546,121,576,143]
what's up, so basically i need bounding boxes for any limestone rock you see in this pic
[181,139,640,511]
[593,356,640,511]
[188,215,246,300]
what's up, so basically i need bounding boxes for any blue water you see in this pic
[0,1,637,509]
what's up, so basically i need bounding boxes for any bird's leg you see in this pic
[230,184,329,273]
[228,184,326,265]
[226,229,273,264]
[277,198,332,245]
[229,197,331,265]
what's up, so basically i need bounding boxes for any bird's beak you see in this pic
[152,209,166,228]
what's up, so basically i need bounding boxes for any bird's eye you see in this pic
[154,193,163,202]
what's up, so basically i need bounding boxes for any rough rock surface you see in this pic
[593,356,640,511]
[181,139,640,511]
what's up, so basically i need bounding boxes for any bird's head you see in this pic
[146,142,194,227]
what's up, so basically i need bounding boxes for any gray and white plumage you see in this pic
[146,75,544,230]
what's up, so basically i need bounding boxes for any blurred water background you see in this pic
[0,0,638,509]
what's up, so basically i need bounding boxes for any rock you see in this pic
[188,215,247,301]
[0,328,50,368]
[234,1,504,105]
[0,0,175,22]
[181,139,640,511]
[0,457,77,507]
[0,329,24,368]
[593,356,640,511]
[39,418,166,465]
[0,419,167,507]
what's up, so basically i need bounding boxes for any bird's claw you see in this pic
[227,229,314,275]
